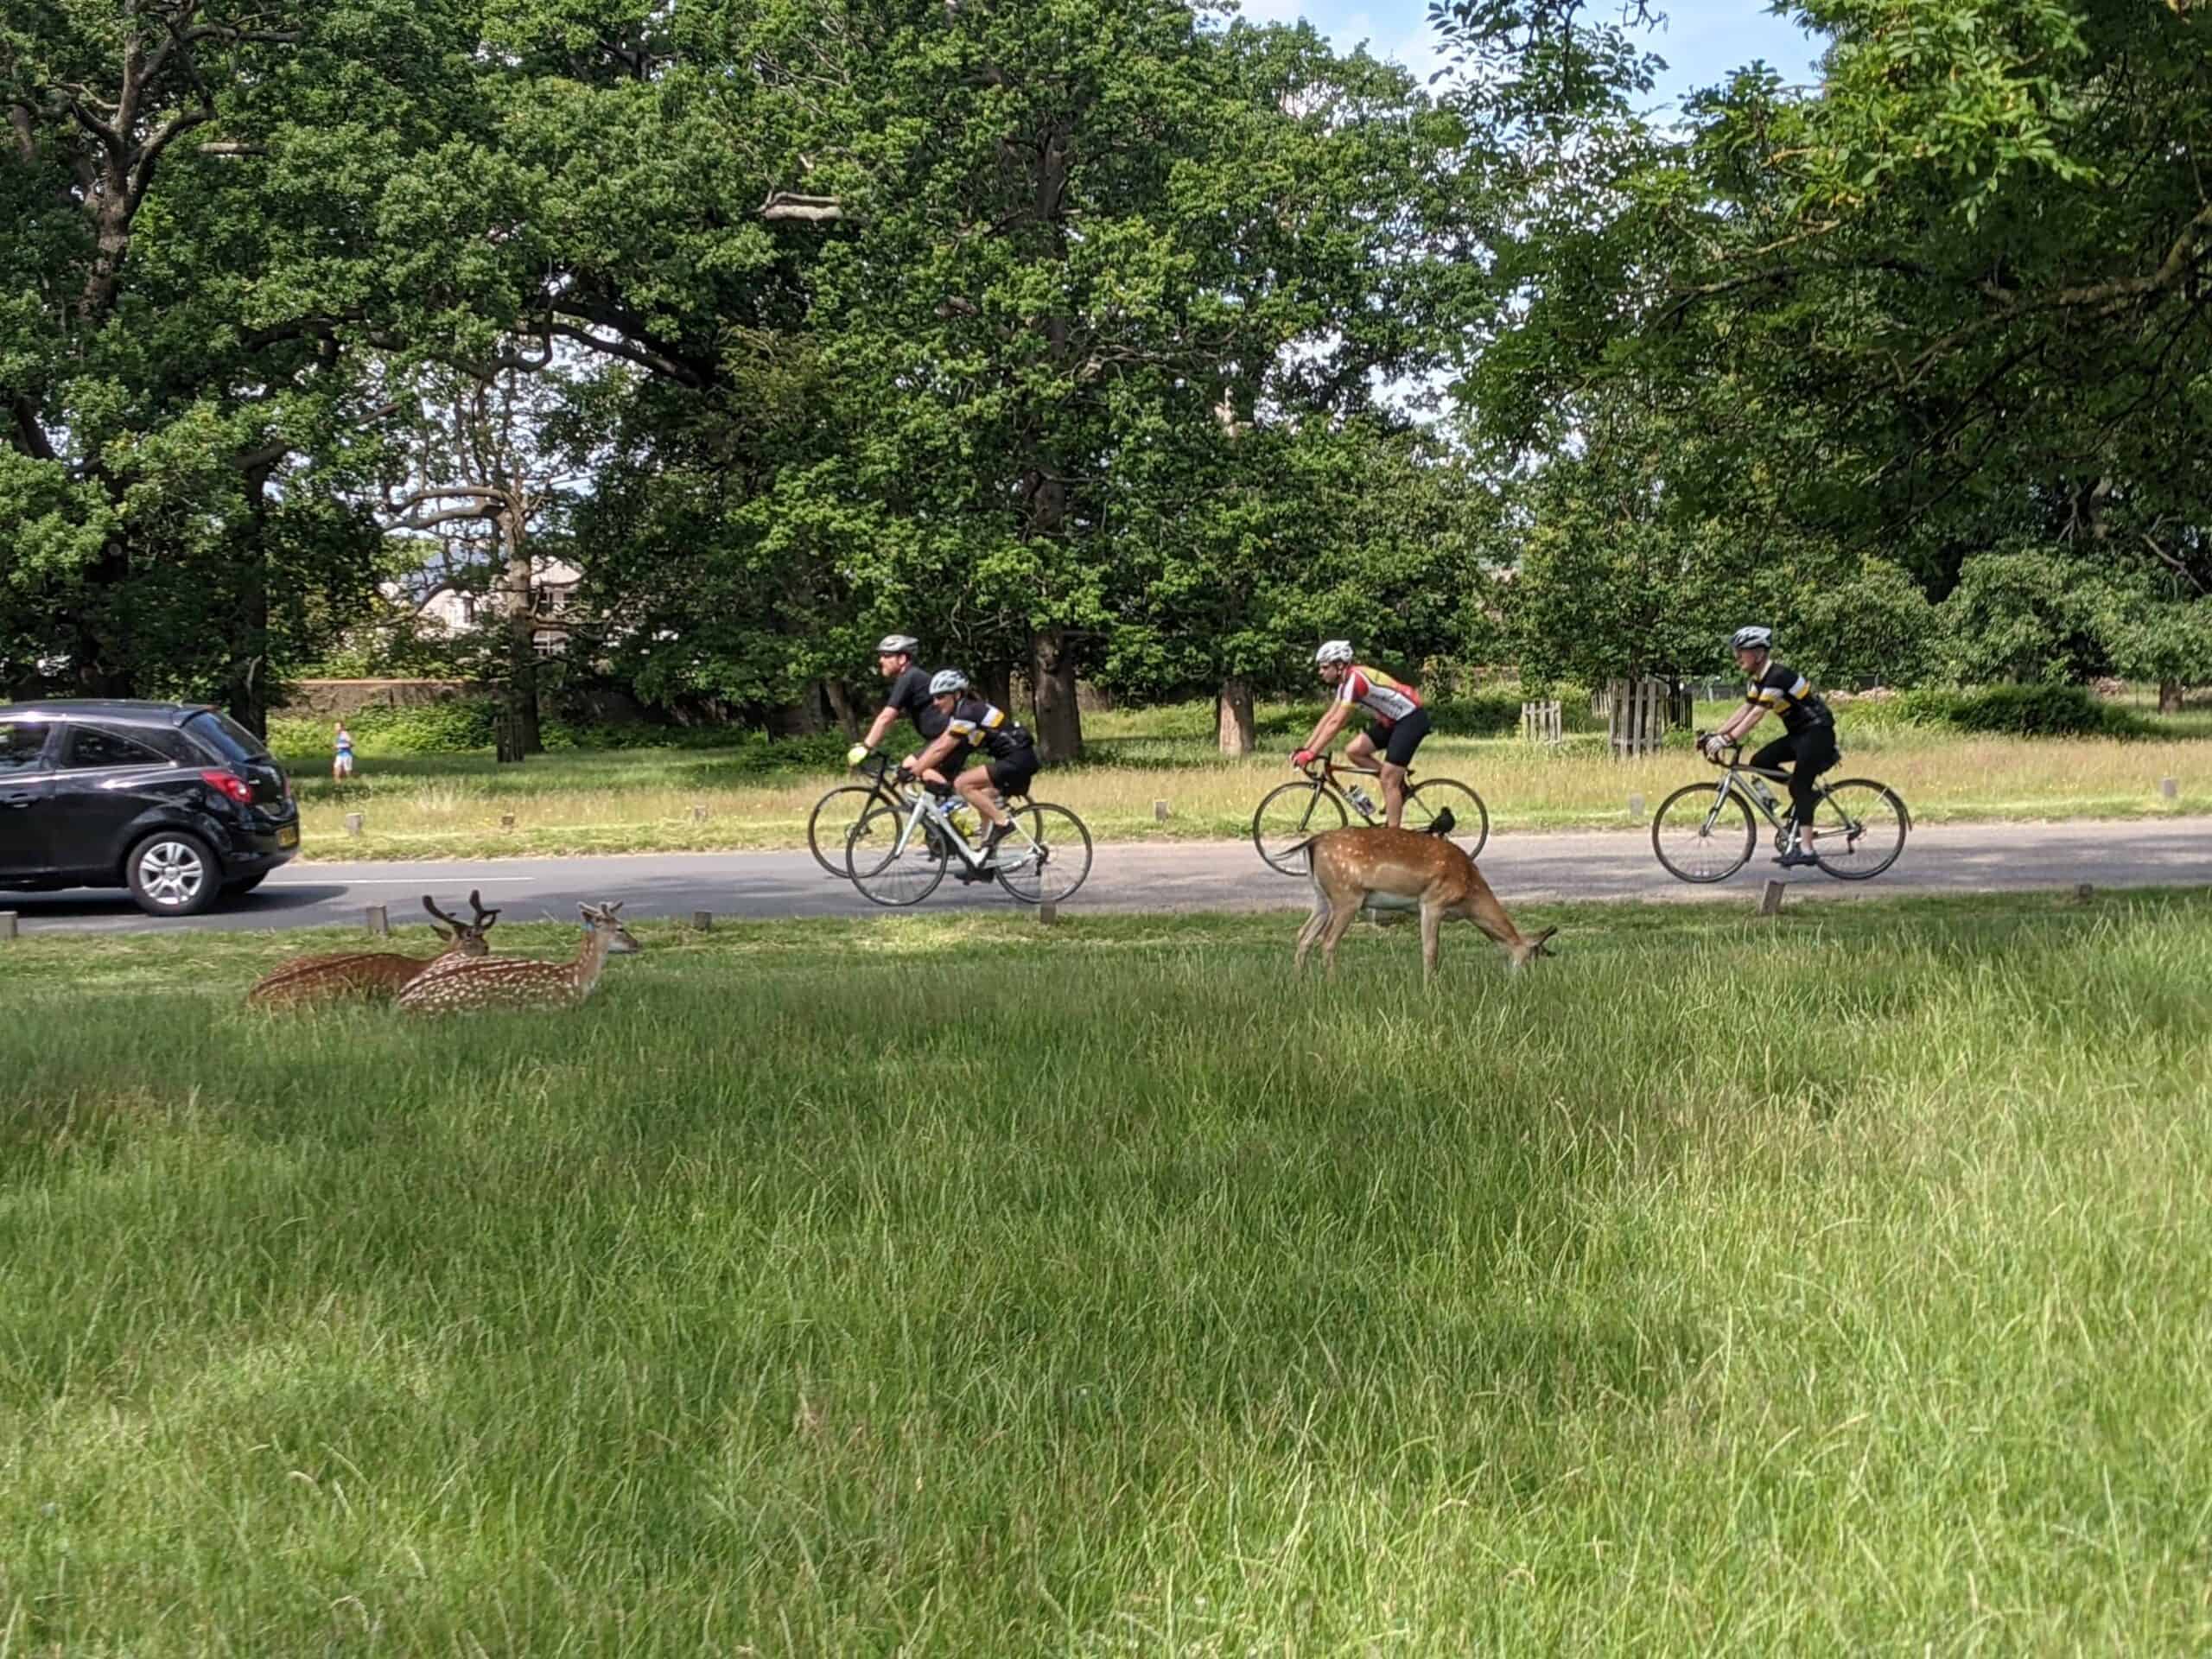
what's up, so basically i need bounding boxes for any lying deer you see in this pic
[397,900,640,1014]
[1294,827,1557,981]
[246,892,503,1008]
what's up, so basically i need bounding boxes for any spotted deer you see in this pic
[247,892,503,1008]
[1294,827,1557,981]
[396,900,640,1014]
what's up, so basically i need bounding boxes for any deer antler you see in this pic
[423,893,467,931]
[467,888,502,930]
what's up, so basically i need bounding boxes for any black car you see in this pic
[0,700,302,916]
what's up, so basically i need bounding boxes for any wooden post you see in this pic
[366,903,390,937]
[0,912,16,940]
[1153,799,1170,821]
[690,803,709,823]
[1038,901,1058,925]
[499,813,515,830]
[2160,777,2179,800]
[2074,882,2094,903]
[1758,880,1786,918]
[691,910,713,931]
[344,812,363,838]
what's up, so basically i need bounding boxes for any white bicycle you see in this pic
[842,771,1093,907]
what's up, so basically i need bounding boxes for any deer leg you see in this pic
[1294,887,1332,972]
[1318,894,1363,979]
[1420,899,1443,981]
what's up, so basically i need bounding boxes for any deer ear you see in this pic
[606,900,625,915]
[430,922,454,941]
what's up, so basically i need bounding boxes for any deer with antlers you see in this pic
[247,892,504,1008]
[1294,827,1557,981]
[396,900,640,1014]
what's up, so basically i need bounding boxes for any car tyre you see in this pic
[126,830,222,917]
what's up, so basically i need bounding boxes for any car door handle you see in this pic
[1,791,36,808]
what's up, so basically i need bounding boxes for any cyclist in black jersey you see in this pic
[849,632,954,785]
[1701,626,1838,868]
[904,670,1040,861]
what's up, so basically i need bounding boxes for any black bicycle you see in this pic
[806,753,951,878]
[1250,753,1489,876]
[1651,734,1909,883]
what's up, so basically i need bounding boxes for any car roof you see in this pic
[1,699,207,727]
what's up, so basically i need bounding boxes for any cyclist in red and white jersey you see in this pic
[1290,639,1433,829]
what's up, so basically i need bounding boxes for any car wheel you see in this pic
[127,831,221,917]
[222,871,270,896]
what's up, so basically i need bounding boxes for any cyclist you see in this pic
[849,632,953,785]
[905,670,1039,862]
[1701,626,1838,868]
[1290,640,1430,830]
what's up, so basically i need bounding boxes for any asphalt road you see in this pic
[3,818,2207,937]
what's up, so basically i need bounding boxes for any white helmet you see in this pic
[876,633,920,656]
[1315,639,1354,665]
[928,669,969,696]
[1730,626,1773,652]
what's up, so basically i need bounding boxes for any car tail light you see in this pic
[200,769,254,805]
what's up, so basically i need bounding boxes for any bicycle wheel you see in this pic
[1652,782,1755,883]
[1405,778,1490,861]
[994,802,1095,905]
[808,785,885,877]
[844,804,948,906]
[1252,782,1349,874]
[1807,779,1909,880]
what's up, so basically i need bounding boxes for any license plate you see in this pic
[278,824,300,848]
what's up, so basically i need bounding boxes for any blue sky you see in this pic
[1234,0,1828,115]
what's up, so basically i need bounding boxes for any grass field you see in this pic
[280,699,2212,862]
[4,893,2211,1653]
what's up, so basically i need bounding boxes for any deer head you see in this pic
[423,888,501,957]
[580,899,641,956]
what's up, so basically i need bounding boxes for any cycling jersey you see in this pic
[945,697,1034,761]
[1336,664,1423,726]
[1748,661,1832,735]
[880,665,950,741]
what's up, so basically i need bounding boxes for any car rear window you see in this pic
[184,709,273,765]
[63,724,171,769]
[0,720,53,773]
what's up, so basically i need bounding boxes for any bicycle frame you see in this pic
[1302,754,1409,821]
[875,788,1046,876]
[1696,753,1830,847]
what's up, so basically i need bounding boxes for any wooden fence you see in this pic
[1520,699,1562,744]
[1605,677,1675,758]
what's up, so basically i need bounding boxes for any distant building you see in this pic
[379,557,583,657]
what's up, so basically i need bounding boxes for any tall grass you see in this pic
[281,700,2210,862]
[3,894,2210,1652]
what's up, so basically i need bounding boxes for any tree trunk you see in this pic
[225,462,276,738]
[499,521,540,762]
[2159,678,2184,715]
[823,677,862,740]
[1217,676,1255,756]
[1028,627,1082,765]
[980,663,1014,716]
[73,539,134,697]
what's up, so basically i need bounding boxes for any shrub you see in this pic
[1939,683,2154,739]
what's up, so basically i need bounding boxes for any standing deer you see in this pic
[247,892,503,1008]
[1294,827,1557,981]
[396,900,640,1014]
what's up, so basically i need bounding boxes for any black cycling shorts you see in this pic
[986,744,1039,798]
[1366,705,1431,769]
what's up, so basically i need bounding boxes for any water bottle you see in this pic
[1347,784,1376,817]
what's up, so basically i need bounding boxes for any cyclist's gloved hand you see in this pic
[1701,735,1728,761]
[845,743,869,766]
[1293,748,1316,768]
